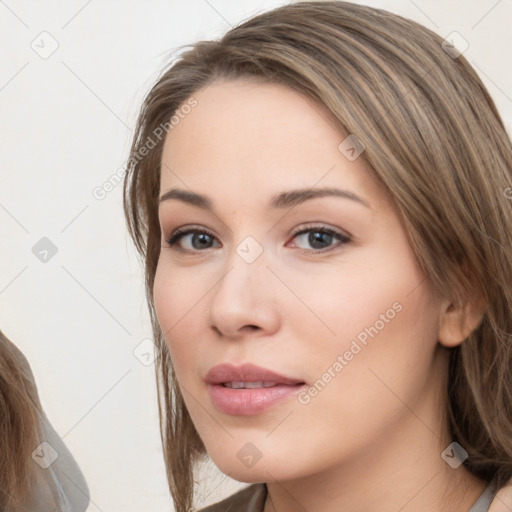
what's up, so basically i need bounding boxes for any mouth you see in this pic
[222,381,283,389]
[205,363,306,415]
[205,362,304,386]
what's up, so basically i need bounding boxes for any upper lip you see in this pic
[205,363,304,386]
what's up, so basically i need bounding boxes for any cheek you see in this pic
[281,263,442,471]
[285,240,441,387]
[153,263,201,371]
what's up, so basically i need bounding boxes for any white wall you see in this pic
[1,1,510,510]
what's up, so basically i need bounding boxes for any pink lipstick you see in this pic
[205,363,306,415]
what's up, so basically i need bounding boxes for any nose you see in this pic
[208,252,281,339]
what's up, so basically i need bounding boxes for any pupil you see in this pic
[193,233,211,249]
[310,231,332,249]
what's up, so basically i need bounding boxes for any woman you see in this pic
[123,1,512,511]
[0,330,89,511]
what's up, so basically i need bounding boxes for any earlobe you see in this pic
[438,295,486,348]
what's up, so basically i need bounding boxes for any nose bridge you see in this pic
[214,238,267,307]
[208,234,279,336]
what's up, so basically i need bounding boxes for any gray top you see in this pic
[468,480,497,512]
[22,408,90,512]
[200,480,498,512]
[8,342,89,512]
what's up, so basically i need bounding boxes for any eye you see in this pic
[165,227,220,251]
[164,224,351,253]
[289,225,351,253]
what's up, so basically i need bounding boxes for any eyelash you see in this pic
[164,224,351,254]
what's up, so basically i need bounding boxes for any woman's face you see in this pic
[154,78,449,483]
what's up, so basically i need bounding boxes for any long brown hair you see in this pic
[0,331,47,510]
[123,2,512,510]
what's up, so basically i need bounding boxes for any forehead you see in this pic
[160,78,387,212]
[163,78,343,160]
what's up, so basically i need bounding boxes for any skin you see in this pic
[154,78,487,512]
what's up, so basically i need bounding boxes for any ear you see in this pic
[438,292,486,348]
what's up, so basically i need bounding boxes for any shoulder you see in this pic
[488,477,512,512]
[198,484,266,512]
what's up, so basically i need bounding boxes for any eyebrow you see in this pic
[159,187,371,210]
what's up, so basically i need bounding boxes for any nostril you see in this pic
[238,325,260,335]
[211,324,260,337]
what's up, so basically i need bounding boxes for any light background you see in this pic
[1,0,511,510]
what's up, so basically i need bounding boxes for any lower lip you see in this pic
[208,383,305,415]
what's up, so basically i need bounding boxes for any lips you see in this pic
[205,363,306,415]
[205,362,304,386]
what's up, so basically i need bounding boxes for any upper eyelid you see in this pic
[293,224,349,236]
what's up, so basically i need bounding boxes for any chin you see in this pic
[206,449,276,483]
[226,470,268,484]
[210,447,310,485]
